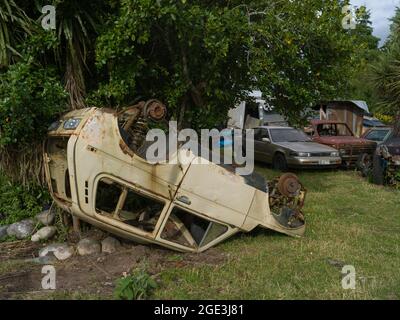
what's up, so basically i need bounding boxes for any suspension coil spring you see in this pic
[130,116,148,151]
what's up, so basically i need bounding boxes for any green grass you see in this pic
[1,167,399,300]
[154,166,400,300]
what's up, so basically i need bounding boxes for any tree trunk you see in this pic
[0,143,45,186]
[65,49,86,110]
[177,95,188,130]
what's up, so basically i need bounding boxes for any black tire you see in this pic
[356,153,372,177]
[372,153,384,185]
[272,153,288,171]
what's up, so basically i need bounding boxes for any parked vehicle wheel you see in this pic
[272,153,288,171]
[372,153,385,185]
[356,153,372,177]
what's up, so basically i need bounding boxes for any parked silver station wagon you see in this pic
[244,126,342,170]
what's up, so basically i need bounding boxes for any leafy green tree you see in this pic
[1,1,109,108]
[93,0,256,129]
[93,0,359,129]
[35,0,109,109]
[345,5,380,110]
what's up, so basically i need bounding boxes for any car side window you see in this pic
[255,128,269,141]
[95,178,164,233]
[260,129,269,140]
[318,124,336,136]
[161,207,228,249]
[253,128,262,141]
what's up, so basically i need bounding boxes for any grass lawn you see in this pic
[154,166,400,300]
[1,166,399,300]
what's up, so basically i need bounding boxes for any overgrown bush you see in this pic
[0,173,50,226]
[0,58,67,148]
[0,33,68,184]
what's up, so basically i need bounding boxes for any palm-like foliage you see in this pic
[371,45,400,111]
[50,0,103,109]
[370,7,400,134]
[0,0,32,68]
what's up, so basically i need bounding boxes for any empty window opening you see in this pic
[96,179,122,214]
[317,124,352,137]
[161,208,228,248]
[120,189,163,232]
[95,178,164,232]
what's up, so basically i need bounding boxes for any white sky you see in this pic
[351,0,400,46]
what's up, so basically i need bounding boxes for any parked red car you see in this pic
[307,120,377,166]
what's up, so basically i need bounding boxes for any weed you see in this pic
[114,270,157,300]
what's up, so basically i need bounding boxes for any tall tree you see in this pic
[345,5,380,110]
[370,7,400,134]
[93,0,358,129]
[47,0,108,109]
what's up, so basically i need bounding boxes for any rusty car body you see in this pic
[370,130,400,187]
[307,120,376,167]
[43,101,307,252]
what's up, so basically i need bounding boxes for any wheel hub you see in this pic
[277,173,302,197]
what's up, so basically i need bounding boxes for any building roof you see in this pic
[346,100,370,114]
[327,100,370,114]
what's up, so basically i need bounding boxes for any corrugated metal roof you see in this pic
[349,100,370,114]
[317,100,370,114]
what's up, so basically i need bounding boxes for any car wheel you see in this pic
[372,153,385,185]
[357,153,372,177]
[272,153,288,171]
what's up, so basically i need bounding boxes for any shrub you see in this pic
[0,58,67,148]
[114,270,157,300]
[0,173,50,225]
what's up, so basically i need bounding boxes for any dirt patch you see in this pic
[0,240,42,261]
[0,235,227,299]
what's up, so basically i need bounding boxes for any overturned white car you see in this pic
[44,100,306,252]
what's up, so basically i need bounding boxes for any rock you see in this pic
[77,238,101,256]
[0,225,9,240]
[101,236,121,254]
[39,243,74,261]
[31,226,57,242]
[7,219,35,239]
[36,210,55,226]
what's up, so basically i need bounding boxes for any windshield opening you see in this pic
[317,123,353,137]
[365,129,390,142]
[270,129,311,143]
